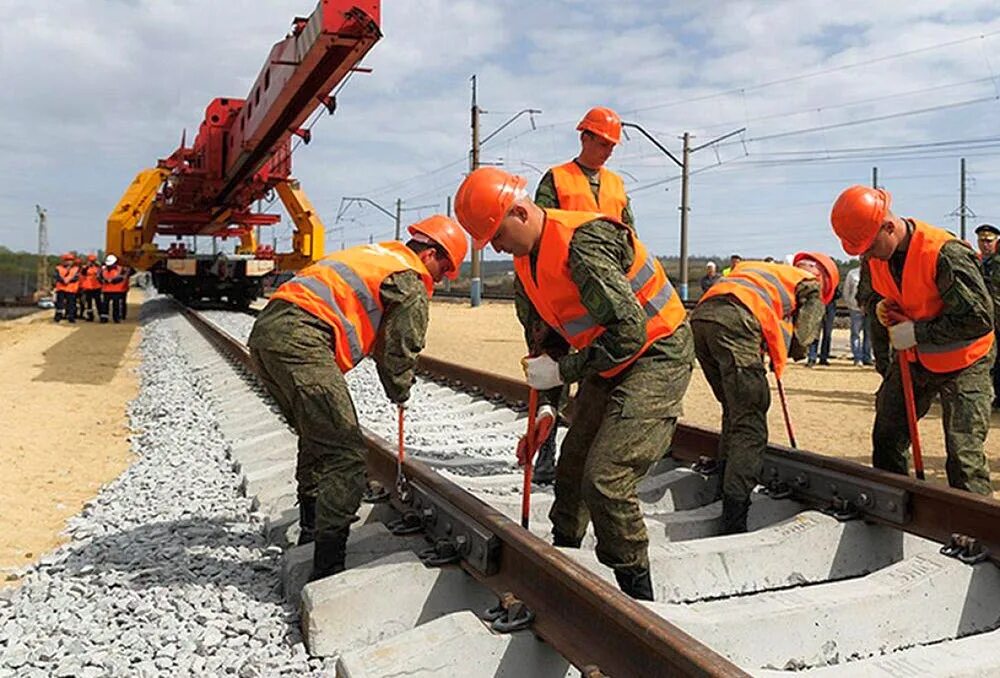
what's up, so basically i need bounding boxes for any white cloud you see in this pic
[1,1,999,258]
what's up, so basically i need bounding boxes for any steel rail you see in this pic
[418,354,1000,564]
[177,305,747,677]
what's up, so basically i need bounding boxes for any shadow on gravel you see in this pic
[48,517,286,606]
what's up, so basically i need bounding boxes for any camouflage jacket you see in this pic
[372,270,430,404]
[691,275,825,362]
[534,161,635,228]
[874,224,994,346]
[514,218,691,404]
[980,253,1000,331]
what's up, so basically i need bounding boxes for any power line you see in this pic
[627,29,1000,115]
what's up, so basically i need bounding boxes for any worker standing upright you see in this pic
[531,106,634,485]
[248,216,467,581]
[53,253,81,323]
[975,223,1000,407]
[79,254,102,322]
[691,254,837,533]
[830,185,994,495]
[454,168,693,601]
[99,255,128,324]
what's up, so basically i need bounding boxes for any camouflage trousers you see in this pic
[690,309,771,505]
[248,301,366,540]
[550,331,693,572]
[873,348,994,496]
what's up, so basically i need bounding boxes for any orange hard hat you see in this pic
[87,253,97,261]
[454,167,528,249]
[408,215,468,281]
[61,252,74,261]
[830,185,892,256]
[577,106,622,145]
[793,251,840,305]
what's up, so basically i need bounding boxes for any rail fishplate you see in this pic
[761,455,909,525]
[392,480,501,576]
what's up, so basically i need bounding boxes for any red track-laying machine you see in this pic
[106,1,381,308]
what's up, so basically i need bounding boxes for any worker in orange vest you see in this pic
[53,253,81,323]
[531,106,634,486]
[248,216,467,581]
[79,254,102,322]
[454,168,692,601]
[99,254,129,324]
[831,186,994,495]
[691,254,838,533]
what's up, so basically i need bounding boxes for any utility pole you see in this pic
[467,74,541,307]
[394,198,402,241]
[949,157,975,242]
[35,205,48,299]
[872,166,878,189]
[445,195,454,291]
[621,123,744,300]
[960,158,967,241]
[469,75,482,307]
[679,133,691,301]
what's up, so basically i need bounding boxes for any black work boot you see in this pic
[309,528,349,582]
[552,529,582,549]
[720,496,751,535]
[532,428,558,486]
[297,496,317,546]
[614,567,654,601]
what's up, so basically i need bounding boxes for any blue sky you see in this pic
[2,0,1000,261]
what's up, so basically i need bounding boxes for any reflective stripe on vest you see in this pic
[513,209,686,378]
[290,274,366,366]
[697,261,812,378]
[869,220,994,373]
[720,278,793,350]
[550,162,628,219]
[271,241,434,373]
[561,253,670,338]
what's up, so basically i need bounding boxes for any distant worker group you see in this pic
[53,253,131,324]
[249,105,999,602]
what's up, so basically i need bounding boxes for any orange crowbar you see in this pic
[521,390,538,529]
[775,377,797,448]
[395,404,408,498]
[898,348,925,480]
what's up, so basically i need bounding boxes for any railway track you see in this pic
[181,302,1000,677]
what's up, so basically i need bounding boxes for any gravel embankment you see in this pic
[0,299,330,677]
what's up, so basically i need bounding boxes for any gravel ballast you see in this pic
[0,299,330,677]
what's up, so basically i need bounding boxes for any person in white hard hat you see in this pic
[99,254,128,323]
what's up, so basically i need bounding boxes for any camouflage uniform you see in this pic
[979,251,1000,405]
[248,271,429,542]
[856,256,891,377]
[689,274,825,533]
[871,235,994,495]
[535,162,635,228]
[515,218,694,581]
[531,164,635,483]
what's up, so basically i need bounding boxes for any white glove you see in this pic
[888,321,917,351]
[521,354,563,390]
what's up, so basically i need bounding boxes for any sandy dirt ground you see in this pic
[425,299,1000,497]
[0,295,141,585]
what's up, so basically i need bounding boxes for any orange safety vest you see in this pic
[550,161,629,221]
[699,261,815,379]
[869,220,994,373]
[100,265,128,293]
[271,241,435,372]
[55,265,81,294]
[513,209,686,378]
[81,265,102,291]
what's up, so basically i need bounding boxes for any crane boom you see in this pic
[106,1,381,307]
